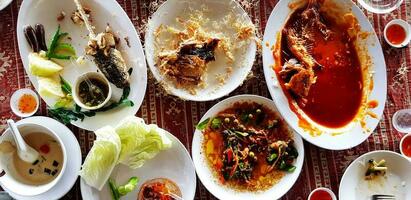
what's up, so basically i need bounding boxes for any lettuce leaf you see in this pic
[79,126,121,190]
[115,116,172,169]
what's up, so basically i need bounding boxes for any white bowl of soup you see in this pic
[0,122,67,196]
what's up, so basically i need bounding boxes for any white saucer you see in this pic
[0,116,82,200]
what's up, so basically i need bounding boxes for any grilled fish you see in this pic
[73,0,130,88]
[93,48,130,88]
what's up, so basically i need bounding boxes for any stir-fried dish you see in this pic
[200,102,298,191]
[276,0,363,128]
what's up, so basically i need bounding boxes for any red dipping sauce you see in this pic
[386,24,406,45]
[310,189,333,200]
[401,136,411,157]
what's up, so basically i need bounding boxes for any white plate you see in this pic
[17,0,147,131]
[145,0,256,101]
[80,131,196,200]
[192,95,304,200]
[0,0,12,11]
[262,0,387,150]
[0,116,82,200]
[339,150,411,200]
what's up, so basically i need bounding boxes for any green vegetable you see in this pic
[46,25,75,60]
[60,75,72,94]
[80,126,121,190]
[95,86,134,112]
[115,116,172,169]
[108,177,139,200]
[211,118,222,129]
[286,166,296,172]
[196,118,210,130]
[267,153,278,163]
[234,130,249,137]
[48,85,133,124]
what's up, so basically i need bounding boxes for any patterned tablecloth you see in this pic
[0,0,410,199]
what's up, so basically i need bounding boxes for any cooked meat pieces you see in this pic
[178,38,220,62]
[285,27,317,70]
[300,6,332,39]
[286,68,314,97]
[280,59,315,98]
[284,2,332,70]
[164,55,206,85]
[160,38,220,86]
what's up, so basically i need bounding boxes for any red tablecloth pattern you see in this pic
[0,0,410,199]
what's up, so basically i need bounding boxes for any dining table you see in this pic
[0,0,410,199]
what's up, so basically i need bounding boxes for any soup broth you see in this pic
[12,132,63,185]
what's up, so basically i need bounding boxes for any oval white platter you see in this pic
[339,150,411,200]
[17,0,147,131]
[262,0,387,150]
[192,95,304,200]
[80,131,197,200]
[145,0,256,101]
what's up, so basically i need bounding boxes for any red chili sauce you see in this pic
[402,136,411,157]
[278,7,363,128]
[310,190,333,200]
[386,24,406,45]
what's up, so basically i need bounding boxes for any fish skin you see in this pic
[93,48,130,88]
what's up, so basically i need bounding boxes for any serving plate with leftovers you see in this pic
[339,150,411,200]
[16,0,147,131]
[192,95,304,200]
[145,0,257,101]
[262,0,387,150]
[80,116,196,200]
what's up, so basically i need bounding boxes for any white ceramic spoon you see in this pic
[6,119,39,163]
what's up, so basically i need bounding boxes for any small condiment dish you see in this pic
[10,88,39,118]
[384,19,411,48]
[72,72,112,110]
[308,187,337,200]
[0,122,67,196]
[400,133,411,160]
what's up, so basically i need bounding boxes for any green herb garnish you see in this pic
[95,86,134,112]
[196,118,210,130]
[108,177,139,200]
[60,75,72,94]
[211,118,222,129]
[48,84,134,124]
[46,25,75,60]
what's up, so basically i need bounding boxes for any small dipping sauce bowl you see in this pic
[0,122,67,196]
[72,72,112,110]
[10,88,39,118]
[400,133,411,160]
[308,187,337,200]
[384,19,411,48]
